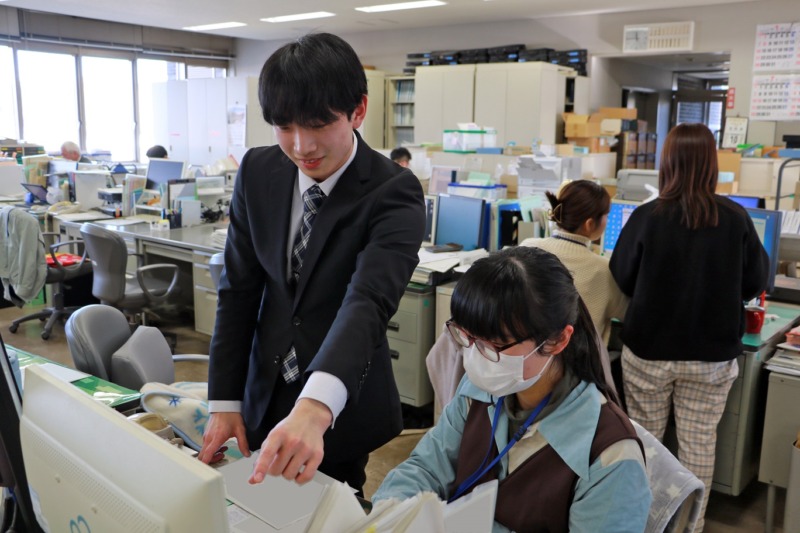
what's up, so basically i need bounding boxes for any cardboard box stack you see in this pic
[563,107,639,155]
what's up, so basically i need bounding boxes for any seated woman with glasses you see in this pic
[373,247,651,532]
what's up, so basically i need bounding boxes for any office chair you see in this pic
[65,304,208,391]
[8,214,93,340]
[634,420,705,533]
[78,222,180,325]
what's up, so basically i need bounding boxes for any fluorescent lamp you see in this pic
[355,1,446,13]
[183,22,246,31]
[261,12,336,23]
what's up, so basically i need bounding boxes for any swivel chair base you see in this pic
[9,291,80,340]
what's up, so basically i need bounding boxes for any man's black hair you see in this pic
[390,147,411,162]
[258,33,367,128]
[146,145,168,158]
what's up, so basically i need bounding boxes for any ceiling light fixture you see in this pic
[355,1,446,14]
[262,12,335,23]
[183,21,246,31]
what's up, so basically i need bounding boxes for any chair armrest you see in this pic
[48,240,89,271]
[130,252,145,268]
[136,263,180,303]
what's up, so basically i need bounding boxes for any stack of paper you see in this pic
[212,227,228,248]
[766,343,800,376]
[305,480,497,533]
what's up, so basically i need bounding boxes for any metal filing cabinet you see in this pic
[192,251,218,335]
[387,285,435,407]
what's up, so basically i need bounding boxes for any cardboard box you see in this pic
[717,181,739,194]
[564,113,603,138]
[555,144,575,156]
[598,107,637,120]
[619,132,638,155]
[717,150,742,183]
[499,173,518,195]
[503,145,532,156]
[570,137,611,153]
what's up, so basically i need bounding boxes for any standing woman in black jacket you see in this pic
[609,123,768,531]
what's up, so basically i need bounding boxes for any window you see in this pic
[137,58,177,161]
[82,56,136,161]
[17,50,79,153]
[0,46,18,140]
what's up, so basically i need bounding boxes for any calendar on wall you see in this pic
[753,23,800,72]
[750,74,800,121]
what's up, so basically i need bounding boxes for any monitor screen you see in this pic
[728,195,766,209]
[745,207,782,294]
[0,334,39,531]
[435,194,486,251]
[601,199,640,256]
[423,194,438,245]
[146,159,186,189]
[20,366,229,532]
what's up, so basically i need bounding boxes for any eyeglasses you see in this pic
[446,319,532,363]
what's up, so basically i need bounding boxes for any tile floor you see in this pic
[0,304,787,532]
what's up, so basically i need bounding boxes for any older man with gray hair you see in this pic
[60,141,90,163]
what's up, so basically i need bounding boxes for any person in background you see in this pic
[60,141,89,163]
[390,147,411,168]
[374,246,651,532]
[521,180,626,346]
[609,123,768,531]
[197,32,425,495]
[146,145,168,159]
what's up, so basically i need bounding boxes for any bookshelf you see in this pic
[385,76,415,149]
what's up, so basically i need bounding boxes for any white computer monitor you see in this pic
[73,170,110,209]
[616,169,659,202]
[20,366,229,532]
[146,159,186,189]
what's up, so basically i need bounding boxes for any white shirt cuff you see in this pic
[208,400,242,413]
[297,371,348,427]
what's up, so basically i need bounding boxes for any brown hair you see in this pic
[546,180,611,233]
[657,123,719,229]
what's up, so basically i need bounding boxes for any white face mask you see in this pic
[463,342,554,397]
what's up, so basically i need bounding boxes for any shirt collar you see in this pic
[551,229,593,247]
[297,131,358,197]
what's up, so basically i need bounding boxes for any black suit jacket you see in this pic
[209,133,425,463]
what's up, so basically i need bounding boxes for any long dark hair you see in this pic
[450,246,617,401]
[546,180,610,233]
[657,123,719,229]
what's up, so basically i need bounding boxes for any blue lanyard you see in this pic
[449,393,552,503]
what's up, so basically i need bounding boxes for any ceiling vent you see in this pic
[623,21,695,53]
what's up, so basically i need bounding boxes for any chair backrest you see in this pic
[79,222,129,305]
[65,304,132,381]
[633,421,705,533]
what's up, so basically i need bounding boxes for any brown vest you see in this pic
[450,397,642,533]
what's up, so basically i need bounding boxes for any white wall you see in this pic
[234,0,800,143]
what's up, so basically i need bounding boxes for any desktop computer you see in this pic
[600,199,640,256]
[20,366,229,532]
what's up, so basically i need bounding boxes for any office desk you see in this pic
[759,371,800,532]
[13,346,141,412]
[92,221,226,335]
[712,302,800,496]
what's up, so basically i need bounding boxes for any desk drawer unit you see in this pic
[193,252,218,335]
[387,288,435,407]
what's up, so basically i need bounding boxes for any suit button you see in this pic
[292,316,301,326]
[274,355,281,364]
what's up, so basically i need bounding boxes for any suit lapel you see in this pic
[293,135,370,305]
[263,160,295,282]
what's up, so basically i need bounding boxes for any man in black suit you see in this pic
[197,33,425,493]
